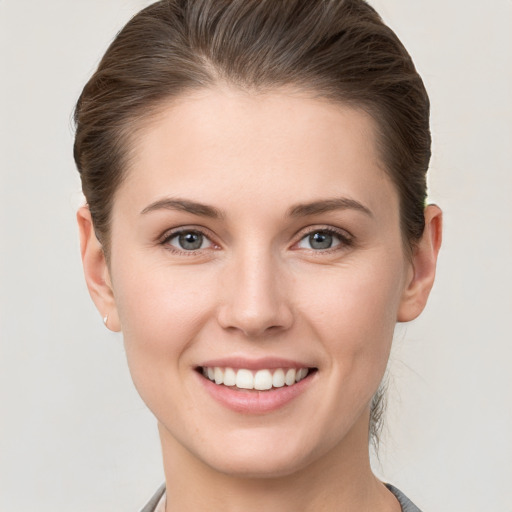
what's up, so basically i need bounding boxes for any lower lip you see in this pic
[197,371,315,414]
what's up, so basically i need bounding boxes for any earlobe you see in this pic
[397,204,443,322]
[77,206,121,332]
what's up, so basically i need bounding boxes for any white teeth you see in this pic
[236,369,254,389]
[272,369,285,388]
[223,367,236,386]
[214,367,223,385]
[285,368,296,386]
[202,366,311,390]
[296,368,308,382]
[254,370,273,391]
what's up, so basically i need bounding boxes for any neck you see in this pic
[158,412,400,512]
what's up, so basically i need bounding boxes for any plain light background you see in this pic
[1,1,511,510]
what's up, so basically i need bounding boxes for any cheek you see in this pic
[111,260,217,393]
[114,261,216,344]
[296,256,405,373]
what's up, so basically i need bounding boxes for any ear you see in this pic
[397,204,443,322]
[77,206,121,332]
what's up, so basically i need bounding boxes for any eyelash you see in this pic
[159,226,354,254]
[294,226,354,253]
[159,227,218,255]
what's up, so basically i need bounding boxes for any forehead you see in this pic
[117,86,398,220]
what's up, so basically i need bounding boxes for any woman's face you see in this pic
[104,87,415,476]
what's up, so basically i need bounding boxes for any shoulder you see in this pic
[385,483,423,512]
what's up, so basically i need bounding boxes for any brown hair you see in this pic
[74,0,431,446]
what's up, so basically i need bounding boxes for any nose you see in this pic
[217,248,294,338]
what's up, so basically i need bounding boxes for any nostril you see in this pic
[216,278,294,337]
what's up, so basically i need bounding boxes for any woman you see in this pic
[74,0,442,510]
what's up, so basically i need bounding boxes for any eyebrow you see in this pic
[140,198,224,219]
[140,196,372,219]
[287,198,373,218]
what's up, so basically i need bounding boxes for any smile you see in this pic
[196,359,318,413]
[201,366,311,391]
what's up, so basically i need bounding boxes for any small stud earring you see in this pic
[103,314,109,327]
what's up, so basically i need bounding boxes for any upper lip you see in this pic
[198,357,315,371]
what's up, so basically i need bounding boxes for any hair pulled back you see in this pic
[74,0,430,251]
[74,0,431,446]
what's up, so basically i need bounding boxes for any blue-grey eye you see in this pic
[297,230,343,250]
[167,231,211,251]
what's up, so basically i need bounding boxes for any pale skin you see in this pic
[78,86,442,512]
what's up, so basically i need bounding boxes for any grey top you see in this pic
[385,484,422,512]
[140,482,422,512]
[139,483,165,512]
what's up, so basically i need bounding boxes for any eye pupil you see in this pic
[179,232,203,250]
[309,231,333,249]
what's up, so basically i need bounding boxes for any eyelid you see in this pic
[158,225,220,252]
[156,224,354,253]
[292,225,354,251]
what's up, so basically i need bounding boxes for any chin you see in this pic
[193,427,325,480]
[206,450,312,479]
